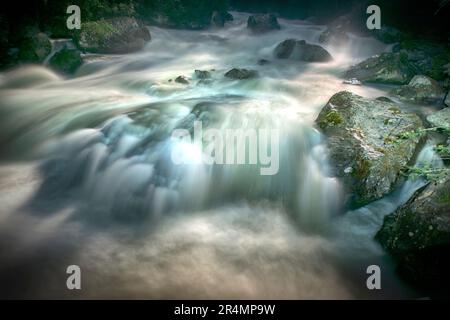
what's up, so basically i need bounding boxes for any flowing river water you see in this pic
[0,13,442,298]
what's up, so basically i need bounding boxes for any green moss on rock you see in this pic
[49,48,83,74]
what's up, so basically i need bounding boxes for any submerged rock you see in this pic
[49,47,83,74]
[247,14,280,33]
[376,176,450,294]
[274,39,332,62]
[345,52,416,85]
[318,28,349,46]
[175,75,189,84]
[390,75,446,104]
[0,65,60,89]
[427,108,450,129]
[316,91,423,207]
[224,68,258,80]
[194,70,211,79]
[74,17,151,54]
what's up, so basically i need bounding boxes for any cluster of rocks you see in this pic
[315,89,450,295]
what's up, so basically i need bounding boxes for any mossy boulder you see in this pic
[274,39,333,62]
[49,47,83,74]
[344,52,416,85]
[427,107,450,130]
[74,17,151,54]
[247,14,280,33]
[376,177,450,295]
[224,68,258,80]
[390,75,446,104]
[316,91,424,207]
[17,32,52,63]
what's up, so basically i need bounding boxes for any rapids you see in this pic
[0,12,439,298]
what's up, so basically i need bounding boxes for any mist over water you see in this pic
[0,13,434,298]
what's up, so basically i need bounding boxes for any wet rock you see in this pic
[344,52,416,85]
[211,11,233,27]
[274,39,332,62]
[175,75,189,84]
[17,31,52,63]
[390,75,446,104]
[74,17,151,54]
[49,47,83,74]
[194,70,211,79]
[257,59,270,66]
[318,28,349,46]
[316,91,424,207]
[317,7,368,46]
[445,91,450,107]
[427,108,450,129]
[393,40,450,81]
[224,68,258,80]
[376,176,450,294]
[247,14,280,33]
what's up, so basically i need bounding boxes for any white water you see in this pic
[0,13,438,298]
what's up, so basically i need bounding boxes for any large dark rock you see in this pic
[74,17,151,54]
[247,14,280,33]
[274,39,332,62]
[49,47,83,74]
[390,75,446,104]
[316,91,424,207]
[224,68,258,80]
[211,11,233,27]
[376,176,450,295]
[344,52,416,85]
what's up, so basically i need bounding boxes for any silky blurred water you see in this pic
[0,12,435,299]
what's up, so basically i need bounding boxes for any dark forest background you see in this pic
[1,0,450,67]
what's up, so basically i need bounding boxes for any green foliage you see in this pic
[404,165,450,182]
[394,126,450,182]
[435,144,450,160]
[318,110,343,128]
[49,48,82,74]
